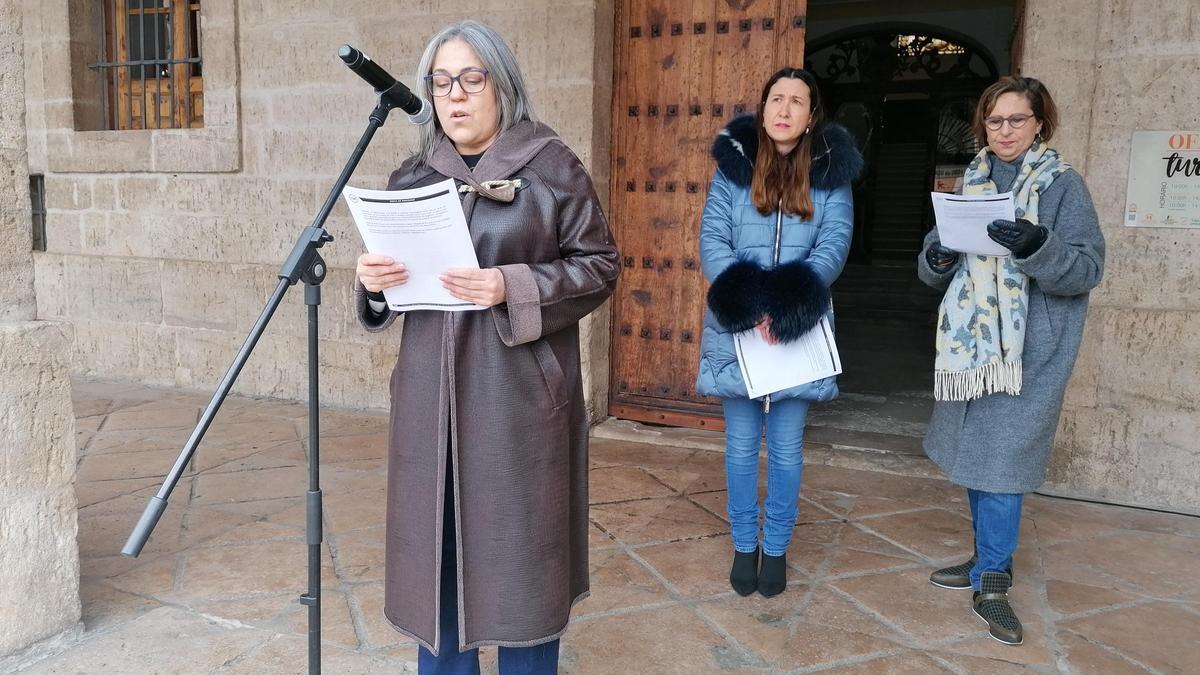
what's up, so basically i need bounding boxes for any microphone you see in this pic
[338,45,433,125]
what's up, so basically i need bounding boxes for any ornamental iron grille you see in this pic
[807,32,997,87]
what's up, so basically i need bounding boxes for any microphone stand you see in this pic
[123,92,407,675]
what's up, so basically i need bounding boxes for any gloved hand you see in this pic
[925,242,960,273]
[987,218,1047,257]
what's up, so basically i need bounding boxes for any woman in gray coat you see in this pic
[353,21,619,674]
[918,76,1104,646]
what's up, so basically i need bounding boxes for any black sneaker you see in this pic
[972,571,1023,645]
[729,548,759,596]
[930,555,976,589]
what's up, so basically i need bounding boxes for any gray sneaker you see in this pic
[973,571,1023,645]
[930,555,1013,590]
[930,555,976,589]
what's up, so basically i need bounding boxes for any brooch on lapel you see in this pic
[457,178,528,203]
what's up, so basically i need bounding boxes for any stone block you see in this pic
[239,0,341,27]
[1126,409,1200,513]
[543,3,601,86]
[1022,0,1101,62]
[243,127,365,178]
[151,128,241,173]
[90,177,118,211]
[1096,307,1200,409]
[0,321,81,658]
[64,255,163,324]
[160,260,349,342]
[0,156,35,319]
[32,252,67,319]
[1098,0,1198,56]
[536,83,600,159]
[116,175,321,218]
[1061,315,1102,409]
[239,23,361,91]
[40,210,82,255]
[46,130,154,174]
[1098,227,1200,310]
[353,11,445,66]
[70,319,175,386]
[1045,405,1135,500]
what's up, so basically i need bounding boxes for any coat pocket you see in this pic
[531,338,569,410]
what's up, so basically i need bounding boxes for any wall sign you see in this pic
[1125,131,1200,228]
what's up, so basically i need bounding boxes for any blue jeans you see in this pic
[418,457,560,675]
[967,488,1023,590]
[723,397,810,557]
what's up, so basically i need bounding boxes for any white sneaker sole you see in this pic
[973,605,1024,645]
[930,578,972,590]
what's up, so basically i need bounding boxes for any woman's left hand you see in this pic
[441,268,507,308]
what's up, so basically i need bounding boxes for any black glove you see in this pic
[987,218,1047,257]
[925,242,959,273]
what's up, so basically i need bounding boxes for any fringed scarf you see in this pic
[934,142,1069,401]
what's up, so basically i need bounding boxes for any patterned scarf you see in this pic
[934,142,1069,401]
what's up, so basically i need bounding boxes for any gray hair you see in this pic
[413,20,537,165]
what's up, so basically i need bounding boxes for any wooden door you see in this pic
[608,0,808,430]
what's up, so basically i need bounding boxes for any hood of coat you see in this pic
[711,114,863,190]
[390,120,562,190]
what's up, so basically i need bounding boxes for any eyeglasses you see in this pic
[425,68,489,97]
[983,113,1035,131]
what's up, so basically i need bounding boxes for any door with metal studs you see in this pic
[608,0,809,430]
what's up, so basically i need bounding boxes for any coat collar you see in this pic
[711,114,863,190]
[428,120,560,187]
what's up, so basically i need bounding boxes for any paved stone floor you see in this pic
[16,379,1200,673]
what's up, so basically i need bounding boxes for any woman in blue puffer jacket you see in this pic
[697,67,862,597]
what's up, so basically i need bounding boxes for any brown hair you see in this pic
[973,76,1059,146]
[751,68,823,219]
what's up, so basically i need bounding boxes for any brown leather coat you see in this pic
[353,121,619,653]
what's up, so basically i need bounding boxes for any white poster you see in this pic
[1124,131,1200,228]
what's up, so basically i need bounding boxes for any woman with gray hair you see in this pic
[353,20,620,674]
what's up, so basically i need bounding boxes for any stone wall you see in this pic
[1024,0,1200,514]
[25,0,615,414]
[0,0,81,659]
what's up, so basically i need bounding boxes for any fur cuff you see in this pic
[706,260,767,333]
[764,261,830,343]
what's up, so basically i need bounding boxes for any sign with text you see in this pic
[1125,131,1200,228]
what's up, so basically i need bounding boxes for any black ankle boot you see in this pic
[729,548,759,596]
[758,552,787,597]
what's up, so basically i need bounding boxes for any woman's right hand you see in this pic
[755,317,779,345]
[925,243,959,273]
[357,253,409,293]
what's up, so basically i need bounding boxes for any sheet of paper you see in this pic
[342,180,484,312]
[734,316,842,400]
[930,191,1016,256]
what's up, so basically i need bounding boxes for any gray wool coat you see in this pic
[354,122,620,654]
[917,156,1105,494]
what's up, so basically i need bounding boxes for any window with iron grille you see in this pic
[87,1,204,130]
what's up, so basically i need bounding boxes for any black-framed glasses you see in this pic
[984,113,1035,131]
[425,68,489,97]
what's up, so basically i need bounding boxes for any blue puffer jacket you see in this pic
[695,115,862,402]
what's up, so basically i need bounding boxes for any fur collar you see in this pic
[711,114,863,190]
